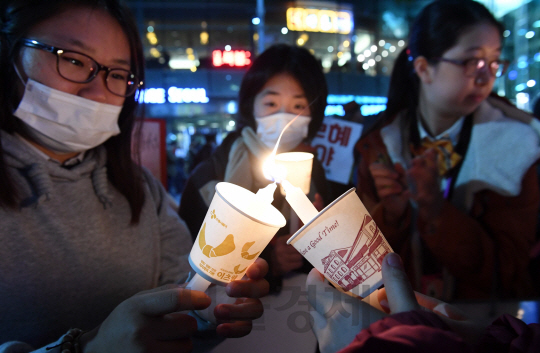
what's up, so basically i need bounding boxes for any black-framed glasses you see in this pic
[431,57,509,78]
[20,38,143,97]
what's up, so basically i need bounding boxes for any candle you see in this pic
[281,179,318,224]
[255,182,277,204]
[185,272,212,292]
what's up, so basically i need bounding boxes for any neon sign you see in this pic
[137,87,210,104]
[287,7,353,34]
[212,50,252,67]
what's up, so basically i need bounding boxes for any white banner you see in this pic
[311,117,363,184]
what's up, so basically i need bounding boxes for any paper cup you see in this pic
[275,152,313,194]
[189,182,286,285]
[287,188,393,298]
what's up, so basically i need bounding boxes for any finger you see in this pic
[415,290,469,320]
[214,298,264,321]
[216,321,253,338]
[306,268,342,316]
[244,257,269,280]
[413,291,446,311]
[373,175,401,188]
[394,163,406,174]
[376,288,390,313]
[313,193,324,211]
[369,164,399,179]
[135,288,211,316]
[149,339,194,353]
[377,185,404,198]
[423,148,438,161]
[226,278,269,299]
[147,313,198,340]
[432,303,469,321]
[134,284,180,296]
[381,253,420,313]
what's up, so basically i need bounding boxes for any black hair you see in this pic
[237,43,328,140]
[374,0,504,134]
[0,0,146,223]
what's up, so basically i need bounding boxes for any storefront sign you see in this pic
[287,7,353,34]
[137,87,210,104]
[212,50,252,67]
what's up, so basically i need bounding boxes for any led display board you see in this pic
[212,50,252,67]
[286,7,353,34]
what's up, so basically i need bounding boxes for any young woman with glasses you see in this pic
[0,0,269,352]
[355,0,540,301]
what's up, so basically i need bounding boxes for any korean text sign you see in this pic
[311,117,363,184]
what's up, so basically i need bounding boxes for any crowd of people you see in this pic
[0,0,538,352]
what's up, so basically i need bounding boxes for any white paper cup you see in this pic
[189,182,286,285]
[287,188,393,298]
[275,152,313,194]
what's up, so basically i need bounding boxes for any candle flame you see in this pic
[262,113,301,183]
[262,156,287,182]
[261,96,319,182]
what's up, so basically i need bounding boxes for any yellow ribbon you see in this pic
[410,136,461,176]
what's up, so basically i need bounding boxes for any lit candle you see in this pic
[255,181,277,204]
[259,113,318,227]
[281,179,318,224]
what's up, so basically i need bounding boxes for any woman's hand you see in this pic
[215,258,269,338]
[313,193,324,211]
[369,161,410,224]
[405,148,444,222]
[307,253,486,353]
[306,268,387,353]
[81,284,211,353]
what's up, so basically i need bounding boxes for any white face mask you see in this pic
[255,112,311,152]
[13,79,122,153]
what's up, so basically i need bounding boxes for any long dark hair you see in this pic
[0,0,146,223]
[237,44,328,141]
[373,0,504,134]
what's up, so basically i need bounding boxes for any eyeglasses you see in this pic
[20,38,142,97]
[431,57,509,78]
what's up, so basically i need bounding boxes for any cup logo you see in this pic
[198,223,236,258]
[211,209,228,228]
[234,264,247,274]
[321,214,391,292]
[240,241,260,260]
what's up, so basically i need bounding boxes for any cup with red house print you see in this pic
[287,188,393,298]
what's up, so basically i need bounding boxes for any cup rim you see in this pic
[286,187,356,245]
[216,182,287,228]
[275,151,314,162]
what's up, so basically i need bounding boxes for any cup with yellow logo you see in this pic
[189,182,286,286]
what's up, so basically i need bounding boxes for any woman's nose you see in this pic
[77,72,109,103]
[474,68,493,85]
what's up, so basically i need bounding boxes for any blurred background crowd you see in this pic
[130,0,540,202]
